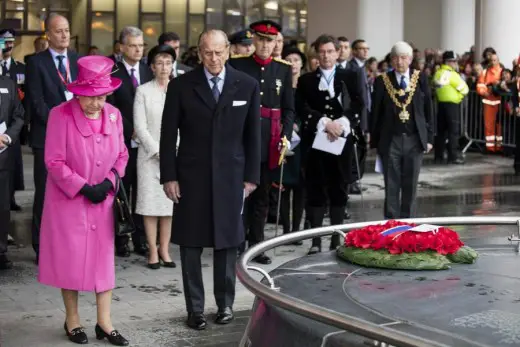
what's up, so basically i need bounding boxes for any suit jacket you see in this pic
[26,49,79,149]
[0,76,24,172]
[159,65,261,249]
[4,58,26,91]
[24,53,35,65]
[173,62,193,78]
[343,59,370,131]
[370,70,433,154]
[107,60,153,147]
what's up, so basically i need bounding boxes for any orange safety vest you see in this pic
[476,65,502,105]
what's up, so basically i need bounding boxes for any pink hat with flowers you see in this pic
[67,56,122,97]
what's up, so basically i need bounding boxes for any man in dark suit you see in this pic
[370,41,433,219]
[229,20,295,265]
[160,29,260,330]
[296,34,362,255]
[158,32,193,78]
[107,40,122,63]
[107,26,152,257]
[0,41,25,269]
[0,29,26,211]
[344,39,371,195]
[26,13,79,263]
[24,36,48,65]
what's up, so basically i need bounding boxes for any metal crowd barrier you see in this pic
[236,216,520,347]
[458,91,517,153]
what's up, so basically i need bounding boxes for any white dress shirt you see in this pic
[49,47,70,82]
[395,69,410,89]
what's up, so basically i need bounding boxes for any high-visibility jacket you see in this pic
[433,64,469,103]
[476,65,502,105]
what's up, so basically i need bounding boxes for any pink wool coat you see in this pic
[38,98,128,293]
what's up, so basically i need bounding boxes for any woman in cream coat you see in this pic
[134,45,176,269]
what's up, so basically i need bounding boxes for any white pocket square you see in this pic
[233,100,247,106]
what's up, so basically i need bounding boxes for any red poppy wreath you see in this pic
[336,220,478,270]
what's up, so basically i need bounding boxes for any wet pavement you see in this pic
[1,150,520,346]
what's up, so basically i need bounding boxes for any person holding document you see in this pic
[160,30,260,330]
[370,41,433,219]
[295,34,362,255]
[0,37,24,270]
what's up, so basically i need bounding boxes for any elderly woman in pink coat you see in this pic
[38,56,130,346]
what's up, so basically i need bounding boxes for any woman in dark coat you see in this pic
[271,47,307,244]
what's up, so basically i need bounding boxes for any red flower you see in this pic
[344,221,463,255]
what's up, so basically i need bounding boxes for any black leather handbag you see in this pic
[111,169,136,236]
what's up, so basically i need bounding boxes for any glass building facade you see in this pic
[0,0,307,57]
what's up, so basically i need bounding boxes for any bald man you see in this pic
[370,41,433,219]
[26,13,79,263]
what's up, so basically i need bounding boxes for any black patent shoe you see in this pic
[187,312,207,330]
[147,262,160,270]
[64,322,88,344]
[252,254,271,264]
[215,307,234,325]
[159,255,177,268]
[95,324,129,346]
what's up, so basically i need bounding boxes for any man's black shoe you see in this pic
[0,255,13,270]
[215,307,234,325]
[449,158,465,165]
[349,182,366,195]
[252,254,271,264]
[187,313,207,330]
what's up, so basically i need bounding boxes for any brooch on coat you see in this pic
[109,113,117,122]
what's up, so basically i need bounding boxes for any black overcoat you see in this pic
[160,65,261,250]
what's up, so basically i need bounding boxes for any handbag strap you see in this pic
[111,168,121,194]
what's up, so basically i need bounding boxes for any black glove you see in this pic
[93,179,113,195]
[79,184,107,204]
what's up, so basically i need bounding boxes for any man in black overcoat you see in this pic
[296,34,362,255]
[370,41,433,218]
[107,26,153,257]
[25,14,79,263]
[160,30,261,330]
[0,50,25,269]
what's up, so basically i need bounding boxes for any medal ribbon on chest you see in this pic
[382,70,420,123]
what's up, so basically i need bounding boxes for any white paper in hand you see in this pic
[311,118,346,155]
[375,155,383,174]
[241,189,246,215]
[290,131,301,150]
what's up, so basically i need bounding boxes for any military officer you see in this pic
[229,29,255,57]
[0,29,25,212]
[230,20,295,264]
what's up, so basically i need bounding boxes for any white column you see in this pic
[476,0,520,68]
[358,0,404,59]
[440,0,475,53]
[307,0,404,60]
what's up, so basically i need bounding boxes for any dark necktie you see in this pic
[211,76,220,102]
[56,55,67,81]
[130,68,139,88]
[400,75,407,90]
[2,61,8,76]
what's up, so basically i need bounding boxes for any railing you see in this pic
[236,216,520,347]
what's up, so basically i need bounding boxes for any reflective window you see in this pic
[116,0,138,34]
[244,0,261,26]
[92,0,115,12]
[188,15,204,46]
[281,0,298,37]
[190,0,206,14]
[142,13,163,49]
[206,0,223,30]
[264,0,279,20]
[299,1,307,37]
[28,2,46,31]
[166,0,187,40]
[49,0,71,11]
[224,0,243,33]
[5,11,23,30]
[142,0,163,12]
[91,12,115,55]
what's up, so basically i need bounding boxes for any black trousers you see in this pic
[244,163,270,246]
[279,184,306,234]
[306,151,348,209]
[31,149,47,255]
[381,134,423,219]
[0,171,10,256]
[115,148,145,249]
[434,102,462,161]
[180,247,237,313]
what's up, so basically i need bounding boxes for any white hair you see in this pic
[119,26,143,45]
[391,41,413,57]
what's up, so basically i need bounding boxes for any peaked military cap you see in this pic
[249,20,282,39]
[229,29,253,45]
[0,29,15,42]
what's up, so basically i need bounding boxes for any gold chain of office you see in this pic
[382,70,420,123]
